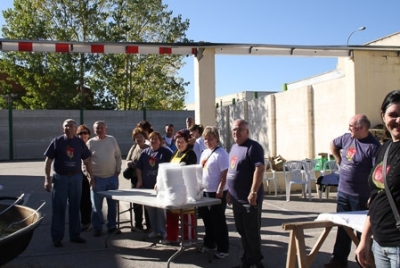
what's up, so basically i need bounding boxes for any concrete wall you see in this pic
[216,48,400,161]
[0,110,194,160]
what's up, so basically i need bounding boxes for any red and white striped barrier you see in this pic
[0,41,197,55]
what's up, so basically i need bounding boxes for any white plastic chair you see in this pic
[263,159,277,196]
[283,161,312,201]
[319,160,339,200]
[302,159,319,197]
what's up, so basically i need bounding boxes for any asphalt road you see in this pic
[0,160,361,268]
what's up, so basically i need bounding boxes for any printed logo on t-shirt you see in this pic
[230,155,238,169]
[66,146,74,159]
[372,162,390,190]
[149,156,156,167]
[346,146,356,161]
[201,158,207,169]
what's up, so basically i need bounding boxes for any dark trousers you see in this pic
[80,174,92,225]
[199,190,229,253]
[131,179,151,230]
[232,201,264,265]
[333,191,368,262]
[133,204,151,230]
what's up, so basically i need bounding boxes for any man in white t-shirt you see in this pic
[87,121,122,237]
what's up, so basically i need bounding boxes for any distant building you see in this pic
[185,90,276,110]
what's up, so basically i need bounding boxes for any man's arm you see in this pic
[330,141,341,166]
[248,163,265,206]
[44,157,53,192]
[83,157,95,188]
[114,139,122,176]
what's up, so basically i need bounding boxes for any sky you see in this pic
[0,0,399,104]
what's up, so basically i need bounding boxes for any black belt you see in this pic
[56,171,81,176]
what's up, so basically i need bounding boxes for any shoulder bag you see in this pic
[382,142,400,230]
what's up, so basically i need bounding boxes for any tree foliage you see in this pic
[0,0,190,110]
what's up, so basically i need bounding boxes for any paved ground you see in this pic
[0,160,361,268]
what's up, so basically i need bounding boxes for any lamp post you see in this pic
[346,26,366,46]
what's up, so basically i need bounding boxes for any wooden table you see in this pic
[98,188,221,267]
[282,210,368,268]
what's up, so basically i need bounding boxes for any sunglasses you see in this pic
[78,132,89,135]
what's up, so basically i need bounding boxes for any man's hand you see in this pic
[44,175,52,192]
[226,191,231,206]
[90,177,95,189]
[247,192,257,206]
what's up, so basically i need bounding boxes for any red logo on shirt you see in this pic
[230,155,237,169]
[149,156,156,167]
[346,147,356,161]
[66,146,74,159]
[372,162,390,190]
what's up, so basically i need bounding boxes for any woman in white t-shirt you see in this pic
[198,126,230,259]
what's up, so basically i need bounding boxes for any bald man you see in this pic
[324,114,381,268]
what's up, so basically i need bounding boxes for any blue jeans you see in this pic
[146,207,166,236]
[372,240,400,268]
[91,176,119,231]
[333,191,368,262]
[51,173,82,241]
[232,201,263,265]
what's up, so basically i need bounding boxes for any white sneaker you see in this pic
[214,252,229,259]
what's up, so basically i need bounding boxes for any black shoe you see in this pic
[108,227,120,234]
[53,240,63,247]
[324,257,348,268]
[93,230,102,237]
[71,237,86,243]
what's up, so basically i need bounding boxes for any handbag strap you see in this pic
[382,142,400,229]
[202,146,219,167]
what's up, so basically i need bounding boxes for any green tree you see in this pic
[89,0,190,110]
[0,0,190,110]
[0,0,111,109]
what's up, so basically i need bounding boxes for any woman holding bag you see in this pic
[356,90,400,268]
[125,127,150,231]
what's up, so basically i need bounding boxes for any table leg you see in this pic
[294,226,308,268]
[167,209,185,268]
[286,229,297,268]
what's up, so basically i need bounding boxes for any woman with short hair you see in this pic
[163,129,197,244]
[136,131,172,239]
[198,126,229,259]
[125,127,150,231]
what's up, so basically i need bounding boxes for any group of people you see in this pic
[44,120,122,247]
[324,90,400,268]
[43,89,400,268]
[44,116,266,268]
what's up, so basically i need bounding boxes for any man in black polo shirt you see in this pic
[227,119,265,268]
[44,119,93,247]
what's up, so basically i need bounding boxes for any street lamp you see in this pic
[346,26,366,46]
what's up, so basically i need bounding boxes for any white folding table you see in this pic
[98,188,221,267]
[282,210,368,268]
